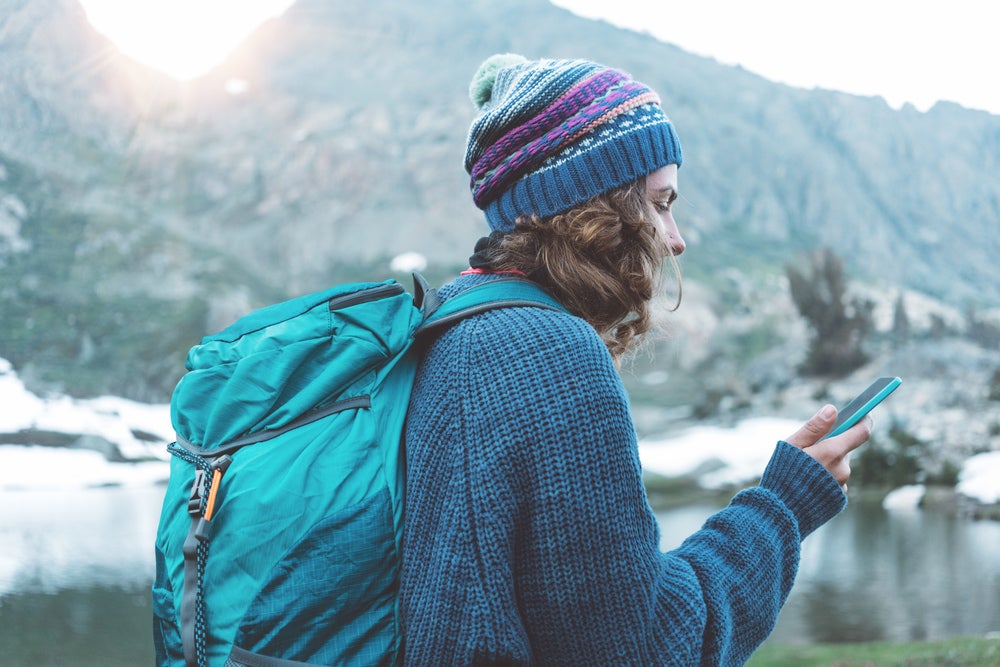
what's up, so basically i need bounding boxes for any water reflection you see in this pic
[1,485,998,665]
[784,501,1000,643]
[0,486,164,593]
[657,499,1000,645]
[0,486,164,666]
[1,586,152,667]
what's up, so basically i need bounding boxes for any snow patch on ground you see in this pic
[2,357,999,507]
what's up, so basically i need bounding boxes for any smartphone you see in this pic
[825,376,902,439]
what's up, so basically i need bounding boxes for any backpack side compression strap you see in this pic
[415,277,569,339]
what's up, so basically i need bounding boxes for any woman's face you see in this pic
[645,164,685,256]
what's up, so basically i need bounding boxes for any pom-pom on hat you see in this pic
[465,54,683,232]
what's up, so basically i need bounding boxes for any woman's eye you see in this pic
[654,200,672,212]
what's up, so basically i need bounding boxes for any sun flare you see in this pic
[78,0,295,81]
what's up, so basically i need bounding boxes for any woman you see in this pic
[401,54,870,666]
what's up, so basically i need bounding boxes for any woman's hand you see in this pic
[784,405,872,491]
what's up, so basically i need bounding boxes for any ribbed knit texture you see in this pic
[401,273,847,666]
[465,57,683,232]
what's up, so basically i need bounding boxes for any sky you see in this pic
[552,0,1000,115]
[77,0,1000,116]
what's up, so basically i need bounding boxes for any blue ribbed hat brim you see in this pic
[484,115,682,232]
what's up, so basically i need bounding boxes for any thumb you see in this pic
[785,404,837,449]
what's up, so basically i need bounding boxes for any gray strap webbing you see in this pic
[415,277,569,340]
[179,464,212,667]
[180,513,203,667]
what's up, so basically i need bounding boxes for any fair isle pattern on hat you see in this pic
[465,55,683,232]
[469,69,632,187]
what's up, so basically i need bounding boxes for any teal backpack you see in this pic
[152,275,566,667]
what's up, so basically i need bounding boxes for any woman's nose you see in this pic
[664,218,685,256]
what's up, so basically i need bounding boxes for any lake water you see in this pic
[659,500,1000,645]
[2,485,999,665]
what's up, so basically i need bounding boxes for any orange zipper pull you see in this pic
[202,455,233,522]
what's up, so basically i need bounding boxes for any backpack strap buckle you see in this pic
[187,469,207,517]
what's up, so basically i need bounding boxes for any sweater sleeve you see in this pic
[402,302,847,667]
[660,442,845,663]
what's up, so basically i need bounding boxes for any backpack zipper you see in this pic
[328,283,405,311]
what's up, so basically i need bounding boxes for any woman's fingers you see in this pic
[804,417,873,488]
[785,404,837,449]
[819,417,873,459]
[784,406,873,489]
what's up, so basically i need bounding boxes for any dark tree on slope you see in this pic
[892,293,910,342]
[786,248,873,377]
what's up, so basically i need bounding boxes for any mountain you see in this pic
[2,0,1000,406]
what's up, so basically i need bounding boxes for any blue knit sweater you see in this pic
[401,274,847,666]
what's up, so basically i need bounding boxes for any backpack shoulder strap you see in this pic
[415,276,569,339]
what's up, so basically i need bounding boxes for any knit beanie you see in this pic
[465,54,683,232]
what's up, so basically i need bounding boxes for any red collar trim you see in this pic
[460,267,528,277]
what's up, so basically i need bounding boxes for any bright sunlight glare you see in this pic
[78,0,295,80]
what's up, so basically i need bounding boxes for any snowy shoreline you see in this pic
[2,357,998,509]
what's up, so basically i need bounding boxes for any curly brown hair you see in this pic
[488,178,682,359]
